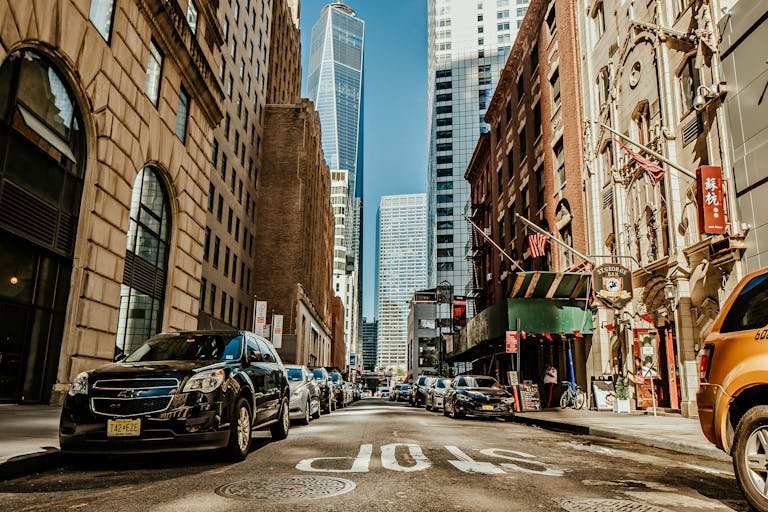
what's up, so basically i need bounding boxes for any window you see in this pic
[175,87,189,142]
[437,155,453,164]
[517,75,524,102]
[498,34,511,45]
[478,65,492,86]
[679,57,701,113]
[436,130,452,139]
[634,102,651,145]
[437,208,453,217]
[213,236,220,268]
[519,128,527,161]
[438,234,454,243]
[721,274,768,333]
[554,139,565,188]
[536,164,545,208]
[550,69,561,111]
[477,14,484,21]
[89,0,115,41]
[208,184,215,212]
[601,142,613,183]
[593,1,605,38]
[497,23,510,31]
[224,247,230,277]
[437,118,452,126]
[200,278,206,311]
[438,248,454,258]
[437,181,454,191]
[220,154,227,180]
[478,25,484,34]
[436,81,452,90]
[209,284,216,314]
[227,208,233,233]
[437,143,452,151]
[203,227,211,261]
[437,168,452,177]
[531,44,539,71]
[546,6,557,34]
[115,168,171,355]
[436,93,452,102]
[211,139,219,166]
[436,105,453,115]
[437,221,454,230]
[220,291,226,319]
[509,202,517,240]
[533,102,542,139]
[436,69,452,79]
[497,10,509,18]
[186,0,199,33]
[437,194,453,204]
[479,89,490,110]
[145,41,163,106]
[438,262,454,271]
[217,195,223,222]
[598,67,610,106]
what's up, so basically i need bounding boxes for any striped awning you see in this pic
[509,272,591,300]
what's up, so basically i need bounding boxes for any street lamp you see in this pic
[664,280,678,313]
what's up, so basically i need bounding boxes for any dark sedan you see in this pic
[310,367,335,413]
[443,375,515,421]
[59,330,291,461]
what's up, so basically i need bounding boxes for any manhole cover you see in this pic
[561,499,672,512]
[216,476,356,501]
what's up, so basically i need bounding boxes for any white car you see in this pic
[425,378,452,411]
[286,365,321,424]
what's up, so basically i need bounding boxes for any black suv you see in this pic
[310,367,335,413]
[59,330,291,461]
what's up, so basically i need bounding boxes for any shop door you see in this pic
[0,302,32,401]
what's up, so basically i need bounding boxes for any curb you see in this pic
[514,415,731,463]
[0,449,61,482]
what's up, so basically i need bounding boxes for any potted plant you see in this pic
[613,376,631,413]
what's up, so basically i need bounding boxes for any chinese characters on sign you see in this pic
[696,166,726,235]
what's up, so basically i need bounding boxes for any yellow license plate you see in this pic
[107,418,141,437]
[482,405,494,411]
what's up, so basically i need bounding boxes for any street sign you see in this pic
[507,371,519,386]
[505,331,518,353]
[272,314,283,348]
[254,301,267,336]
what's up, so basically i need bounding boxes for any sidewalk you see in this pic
[0,405,61,480]
[514,408,731,462]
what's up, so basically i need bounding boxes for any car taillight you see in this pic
[698,345,713,383]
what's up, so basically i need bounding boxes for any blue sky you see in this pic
[299,0,428,320]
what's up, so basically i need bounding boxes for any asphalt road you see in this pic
[0,399,750,512]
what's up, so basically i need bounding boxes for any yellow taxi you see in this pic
[697,267,768,511]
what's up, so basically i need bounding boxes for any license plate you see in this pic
[482,405,494,411]
[107,418,141,437]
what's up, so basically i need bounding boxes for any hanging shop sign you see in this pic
[593,264,633,309]
[696,166,727,235]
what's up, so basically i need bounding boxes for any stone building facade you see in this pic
[0,0,222,403]
[254,100,334,367]
[197,0,274,332]
[578,0,743,416]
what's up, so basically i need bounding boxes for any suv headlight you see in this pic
[291,388,302,398]
[182,369,225,394]
[68,372,89,396]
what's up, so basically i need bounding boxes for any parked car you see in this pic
[397,384,412,402]
[59,330,290,461]
[285,365,321,424]
[425,378,451,411]
[697,267,768,511]
[443,375,515,421]
[342,381,355,406]
[378,387,390,398]
[410,375,433,407]
[389,386,398,401]
[310,367,335,413]
[328,371,346,408]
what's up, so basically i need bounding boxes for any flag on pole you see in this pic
[528,232,548,258]
[616,138,665,186]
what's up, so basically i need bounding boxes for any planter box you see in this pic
[613,399,631,414]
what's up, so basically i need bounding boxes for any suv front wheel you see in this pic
[223,397,252,461]
[733,405,768,511]
[270,398,290,440]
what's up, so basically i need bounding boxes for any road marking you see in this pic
[445,445,505,474]
[295,444,372,473]
[479,448,564,477]
[381,443,431,472]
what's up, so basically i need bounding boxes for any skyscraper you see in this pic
[427,0,529,316]
[376,194,428,373]
[307,2,365,358]
[362,318,378,372]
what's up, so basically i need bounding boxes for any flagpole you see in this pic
[514,214,595,265]
[464,215,525,273]
[593,121,696,180]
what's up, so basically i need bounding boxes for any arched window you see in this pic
[115,167,171,356]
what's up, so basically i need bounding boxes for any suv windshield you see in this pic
[312,369,325,379]
[330,373,341,382]
[455,376,499,388]
[124,334,242,362]
[287,368,303,381]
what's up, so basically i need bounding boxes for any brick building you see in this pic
[266,0,300,105]
[457,0,593,394]
[197,0,274,332]
[0,0,223,403]
[331,296,345,369]
[254,100,334,366]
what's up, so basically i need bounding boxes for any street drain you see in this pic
[560,499,672,512]
[216,476,356,501]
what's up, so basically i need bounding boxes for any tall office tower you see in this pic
[427,0,529,316]
[362,318,378,372]
[307,2,365,357]
[330,169,357,364]
[198,0,275,331]
[376,195,428,373]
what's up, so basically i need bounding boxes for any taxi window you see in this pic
[721,274,768,333]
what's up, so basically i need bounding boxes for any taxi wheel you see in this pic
[732,405,768,511]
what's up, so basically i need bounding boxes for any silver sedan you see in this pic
[425,378,452,411]
[286,365,321,424]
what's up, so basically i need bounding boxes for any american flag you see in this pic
[616,138,665,187]
[528,233,548,258]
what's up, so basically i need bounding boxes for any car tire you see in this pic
[301,399,311,425]
[426,402,432,412]
[312,400,321,420]
[223,397,252,461]
[732,405,768,512]
[270,398,290,440]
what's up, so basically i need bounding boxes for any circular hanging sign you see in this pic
[593,264,633,309]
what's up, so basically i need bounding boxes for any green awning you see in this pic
[509,271,591,300]
[508,298,592,334]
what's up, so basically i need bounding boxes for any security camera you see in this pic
[693,93,707,111]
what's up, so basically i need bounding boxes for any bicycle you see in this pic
[560,380,586,409]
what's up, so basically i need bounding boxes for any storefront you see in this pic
[450,272,593,408]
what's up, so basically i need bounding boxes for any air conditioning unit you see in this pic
[486,273,493,282]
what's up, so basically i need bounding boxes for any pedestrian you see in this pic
[543,364,558,408]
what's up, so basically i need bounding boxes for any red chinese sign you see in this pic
[505,331,518,353]
[696,166,726,235]
[452,298,467,329]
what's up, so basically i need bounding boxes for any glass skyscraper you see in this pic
[427,0,528,316]
[307,2,365,354]
[376,194,428,373]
